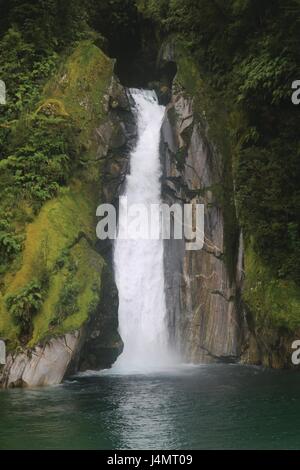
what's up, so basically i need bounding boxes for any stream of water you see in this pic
[113,89,172,373]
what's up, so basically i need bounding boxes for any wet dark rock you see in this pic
[74,264,123,372]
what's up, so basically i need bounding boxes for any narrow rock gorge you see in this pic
[1,0,300,389]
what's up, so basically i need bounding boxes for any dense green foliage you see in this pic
[6,281,46,340]
[54,282,80,322]
[0,1,109,346]
[1,115,74,204]
[0,0,90,154]
[0,218,23,269]
[0,0,91,270]
[137,0,300,285]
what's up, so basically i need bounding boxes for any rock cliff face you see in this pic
[1,332,80,388]
[159,40,300,369]
[160,41,245,363]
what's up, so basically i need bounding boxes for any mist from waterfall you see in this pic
[112,88,173,373]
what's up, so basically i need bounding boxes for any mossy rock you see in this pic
[0,180,101,347]
[0,41,115,349]
[35,99,69,117]
[29,237,104,347]
[44,40,114,145]
[243,242,300,331]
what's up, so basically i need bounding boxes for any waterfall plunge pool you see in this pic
[1,364,300,449]
[1,92,297,450]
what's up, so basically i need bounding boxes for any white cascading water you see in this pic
[113,89,171,372]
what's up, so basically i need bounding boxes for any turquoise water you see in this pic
[0,364,300,450]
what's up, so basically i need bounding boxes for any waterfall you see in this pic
[113,89,171,372]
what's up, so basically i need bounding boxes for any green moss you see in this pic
[175,51,204,100]
[35,99,69,117]
[0,181,100,346]
[43,40,114,173]
[0,41,114,348]
[243,242,300,331]
[29,238,104,347]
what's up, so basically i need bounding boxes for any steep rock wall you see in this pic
[159,39,300,369]
[160,41,245,363]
